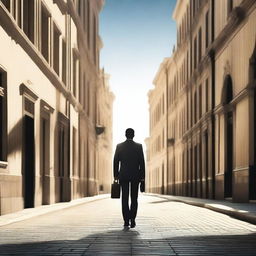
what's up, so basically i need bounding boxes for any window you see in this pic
[205,11,209,49]
[72,50,79,98]
[87,0,90,48]
[62,39,67,84]
[87,82,90,116]
[79,69,83,106]
[23,0,34,43]
[190,92,193,127]
[187,51,189,82]
[199,84,202,118]
[205,79,209,112]
[162,129,164,149]
[83,73,86,109]
[254,57,256,80]
[53,24,60,75]
[0,71,7,162]
[198,28,202,62]
[192,0,196,18]
[194,91,197,124]
[190,44,192,75]
[162,93,164,114]
[72,127,78,176]
[41,4,50,62]
[83,0,86,32]
[93,14,97,64]
[194,36,197,69]
[78,0,82,17]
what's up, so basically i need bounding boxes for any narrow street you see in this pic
[0,195,256,255]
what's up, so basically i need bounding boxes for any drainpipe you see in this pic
[210,0,216,199]
[165,64,169,195]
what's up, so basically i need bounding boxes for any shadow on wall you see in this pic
[1,229,256,255]
[8,118,23,155]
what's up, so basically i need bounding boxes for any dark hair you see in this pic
[125,128,134,139]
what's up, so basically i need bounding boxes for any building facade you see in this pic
[96,70,114,194]
[146,59,168,194]
[147,0,256,202]
[0,0,113,215]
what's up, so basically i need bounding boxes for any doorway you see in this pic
[161,163,165,194]
[222,75,233,199]
[58,113,70,202]
[250,45,256,200]
[194,145,198,197]
[225,111,233,198]
[23,115,35,208]
[204,131,209,198]
[41,116,50,204]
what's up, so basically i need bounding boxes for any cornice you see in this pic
[182,111,213,140]
[153,58,169,85]
[212,7,245,55]
[40,99,55,113]
[19,83,39,102]
[214,86,251,115]
[212,0,256,57]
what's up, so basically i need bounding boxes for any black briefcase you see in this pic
[111,180,120,199]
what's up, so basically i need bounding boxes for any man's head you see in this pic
[125,128,135,139]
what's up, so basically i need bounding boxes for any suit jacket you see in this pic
[113,139,145,182]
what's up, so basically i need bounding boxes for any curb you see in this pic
[147,193,256,226]
[0,194,110,227]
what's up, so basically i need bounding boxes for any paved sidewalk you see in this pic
[148,193,256,225]
[1,193,256,228]
[0,194,109,227]
[1,195,256,255]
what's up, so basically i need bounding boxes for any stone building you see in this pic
[213,0,256,202]
[147,0,256,202]
[96,70,114,194]
[0,0,113,215]
[146,59,168,194]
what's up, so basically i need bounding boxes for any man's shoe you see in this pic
[124,221,129,227]
[130,219,136,228]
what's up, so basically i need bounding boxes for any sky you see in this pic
[99,0,177,149]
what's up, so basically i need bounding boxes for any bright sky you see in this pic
[99,0,177,149]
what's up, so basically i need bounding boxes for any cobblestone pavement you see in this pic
[0,195,256,255]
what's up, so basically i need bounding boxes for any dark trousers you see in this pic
[120,181,139,222]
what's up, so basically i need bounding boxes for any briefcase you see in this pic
[111,180,120,198]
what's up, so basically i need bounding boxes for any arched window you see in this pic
[249,43,256,81]
[222,75,233,105]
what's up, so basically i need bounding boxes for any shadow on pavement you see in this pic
[149,199,178,204]
[1,229,256,255]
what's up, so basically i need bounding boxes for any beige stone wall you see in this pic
[147,0,256,202]
[147,59,168,193]
[214,1,256,202]
[0,0,104,215]
[96,71,114,194]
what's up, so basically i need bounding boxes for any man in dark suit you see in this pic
[113,128,145,228]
